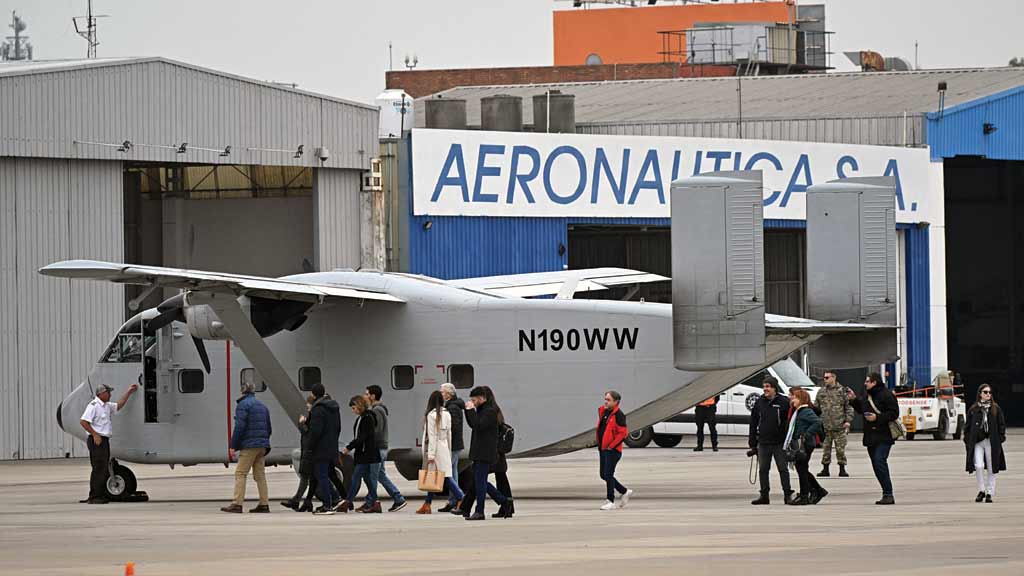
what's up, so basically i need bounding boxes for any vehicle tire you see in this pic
[906,432,915,441]
[933,411,949,441]
[953,415,965,440]
[625,427,653,449]
[104,463,137,500]
[652,433,683,448]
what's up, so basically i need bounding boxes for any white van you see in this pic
[626,358,819,448]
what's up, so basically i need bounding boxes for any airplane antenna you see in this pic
[73,0,109,59]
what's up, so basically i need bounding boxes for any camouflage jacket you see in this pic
[814,383,854,430]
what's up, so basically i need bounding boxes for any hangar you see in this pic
[0,57,378,459]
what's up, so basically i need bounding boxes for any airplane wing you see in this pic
[448,268,668,299]
[765,314,895,333]
[38,260,404,303]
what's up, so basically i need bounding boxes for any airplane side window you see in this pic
[298,367,321,392]
[391,365,414,390]
[178,370,205,394]
[448,364,474,390]
[240,368,267,393]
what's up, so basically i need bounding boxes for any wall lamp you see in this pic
[983,122,998,135]
[423,220,433,231]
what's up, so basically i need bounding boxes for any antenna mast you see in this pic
[73,0,105,58]
[1,11,33,61]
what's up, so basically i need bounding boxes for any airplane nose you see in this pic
[56,401,64,431]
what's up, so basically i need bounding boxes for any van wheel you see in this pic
[105,463,137,500]
[625,427,653,449]
[652,433,683,448]
[905,432,915,441]
[933,411,949,440]
[953,415,964,440]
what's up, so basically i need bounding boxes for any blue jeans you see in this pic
[378,449,405,503]
[473,461,506,515]
[314,461,339,509]
[347,462,382,505]
[425,449,464,505]
[868,443,894,496]
[599,449,627,503]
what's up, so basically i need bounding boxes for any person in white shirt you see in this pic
[80,383,138,504]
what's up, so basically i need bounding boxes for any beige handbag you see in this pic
[417,419,446,492]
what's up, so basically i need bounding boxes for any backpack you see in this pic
[497,421,515,455]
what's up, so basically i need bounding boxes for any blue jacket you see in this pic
[231,393,272,450]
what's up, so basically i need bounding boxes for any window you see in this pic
[448,364,474,390]
[240,368,267,393]
[178,370,205,394]
[299,367,321,392]
[391,365,414,390]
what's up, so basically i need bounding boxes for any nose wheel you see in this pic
[104,461,138,501]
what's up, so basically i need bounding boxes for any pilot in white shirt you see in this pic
[79,383,138,504]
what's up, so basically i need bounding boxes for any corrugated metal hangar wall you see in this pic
[0,58,378,459]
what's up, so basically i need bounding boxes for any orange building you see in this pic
[553,1,795,66]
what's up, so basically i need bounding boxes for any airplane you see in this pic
[42,172,899,500]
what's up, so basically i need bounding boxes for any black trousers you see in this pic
[794,447,824,497]
[757,443,791,496]
[492,452,512,499]
[87,435,110,500]
[695,406,718,448]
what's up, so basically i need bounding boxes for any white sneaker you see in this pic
[600,501,616,510]
[617,489,633,508]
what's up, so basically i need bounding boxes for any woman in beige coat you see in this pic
[417,391,465,513]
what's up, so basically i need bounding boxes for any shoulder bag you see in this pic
[868,394,906,440]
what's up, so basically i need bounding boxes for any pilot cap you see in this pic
[96,384,115,395]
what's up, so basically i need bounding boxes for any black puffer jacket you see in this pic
[748,393,790,448]
[306,396,341,463]
[466,401,500,464]
[850,385,899,447]
[446,396,466,453]
[345,410,381,465]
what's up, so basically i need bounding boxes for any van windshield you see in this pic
[773,359,816,389]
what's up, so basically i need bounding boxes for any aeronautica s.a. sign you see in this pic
[411,128,942,224]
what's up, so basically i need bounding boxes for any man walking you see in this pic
[748,376,792,505]
[366,385,408,512]
[439,382,465,512]
[221,382,272,513]
[307,383,343,515]
[79,382,138,504]
[693,394,720,452]
[814,371,854,477]
[597,391,632,510]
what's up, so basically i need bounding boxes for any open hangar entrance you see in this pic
[121,162,316,314]
[944,156,1024,424]
[567,223,806,318]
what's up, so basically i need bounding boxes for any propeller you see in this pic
[144,293,212,374]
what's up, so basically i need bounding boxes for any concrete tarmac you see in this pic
[0,434,1021,576]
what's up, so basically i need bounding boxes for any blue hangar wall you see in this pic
[402,135,934,381]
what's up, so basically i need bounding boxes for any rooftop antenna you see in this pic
[73,0,108,58]
[1,11,33,61]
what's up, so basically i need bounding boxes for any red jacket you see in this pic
[597,405,629,452]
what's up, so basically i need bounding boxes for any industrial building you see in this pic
[0,57,379,460]
[394,67,1024,422]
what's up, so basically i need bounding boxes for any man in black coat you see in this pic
[463,386,509,521]
[306,383,342,513]
[849,372,899,505]
[748,376,792,505]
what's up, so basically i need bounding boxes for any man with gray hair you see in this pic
[438,382,466,512]
[80,382,138,504]
[221,382,272,513]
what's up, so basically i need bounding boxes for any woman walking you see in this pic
[964,384,1007,503]
[417,391,466,514]
[339,395,382,513]
[785,388,827,505]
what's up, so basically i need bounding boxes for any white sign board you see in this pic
[411,129,942,224]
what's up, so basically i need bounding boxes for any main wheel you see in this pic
[652,433,683,448]
[625,427,653,449]
[953,415,965,440]
[104,463,137,501]
[933,411,949,441]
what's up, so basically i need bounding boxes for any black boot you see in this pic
[280,498,299,510]
[693,445,704,452]
[975,491,985,503]
[751,492,770,505]
[875,494,895,505]
[810,487,829,504]
[784,490,794,505]
[817,465,830,477]
[297,500,314,512]
[491,501,509,518]
[712,443,719,452]
[505,499,515,517]
[838,465,849,477]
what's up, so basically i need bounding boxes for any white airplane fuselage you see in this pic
[58,271,812,471]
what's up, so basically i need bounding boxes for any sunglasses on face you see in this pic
[981,390,992,395]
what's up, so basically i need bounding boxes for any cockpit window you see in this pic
[101,317,155,363]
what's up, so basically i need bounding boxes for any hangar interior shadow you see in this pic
[945,156,1024,425]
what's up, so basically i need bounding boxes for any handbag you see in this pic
[868,394,906,440]
[784,435,808,463]
[417,419,446,492]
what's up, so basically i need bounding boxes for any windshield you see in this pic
[773,359,817,390]
[100,315,156,363]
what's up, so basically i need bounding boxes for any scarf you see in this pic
[784,406,803,449]
[979,400,992,433]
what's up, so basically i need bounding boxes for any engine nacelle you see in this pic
[184,298,230,340]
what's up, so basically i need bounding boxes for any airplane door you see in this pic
[90,320,148,456]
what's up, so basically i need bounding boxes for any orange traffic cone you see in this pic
[125,562,135,575]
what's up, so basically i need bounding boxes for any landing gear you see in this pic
[104,461,137,501]
[652,433,683,448]
[625,427,653,449]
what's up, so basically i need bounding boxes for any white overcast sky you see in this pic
[1,0,1020,103]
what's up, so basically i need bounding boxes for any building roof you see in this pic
[415,67,1024,127]
[0,56,375,110]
